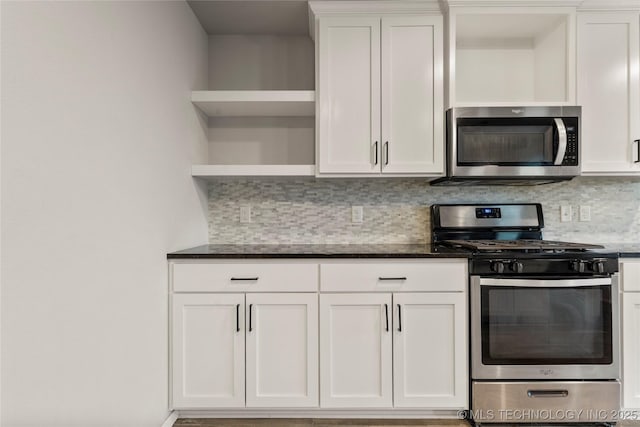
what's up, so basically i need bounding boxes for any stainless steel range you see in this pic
[432,203,621,425]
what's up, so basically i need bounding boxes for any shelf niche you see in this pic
[192,34,316,178]
[450,10,575,106]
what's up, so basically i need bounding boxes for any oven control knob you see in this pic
[509,261,524,273]
[491,261,505,274]
[591,260,605,274]
[571,260,586,273]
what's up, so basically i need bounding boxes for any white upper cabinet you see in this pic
[317,16,381,174]
[381,17,444,174]
[577,11,640,175]
[448,7,576,107]
[311,3,444,176]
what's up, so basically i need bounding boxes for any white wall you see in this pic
[456,46,535,103]
[1,2,209,426]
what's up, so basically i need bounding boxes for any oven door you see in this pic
[471,276,620,380]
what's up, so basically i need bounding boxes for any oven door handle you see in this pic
[477,277,612,288]
[553,118,568,165]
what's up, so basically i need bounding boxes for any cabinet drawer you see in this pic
[621,259,640,292]
[320,260,467,292]
[172,262,318,292]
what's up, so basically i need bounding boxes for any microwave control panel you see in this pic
[562,118,579,166]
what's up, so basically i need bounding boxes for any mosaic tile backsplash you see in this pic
[208,177,640,244]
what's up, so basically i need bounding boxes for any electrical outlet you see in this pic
[351,206,364,223]
[560,205,572,222]
[579,205,591,222]
[240,206,251,223]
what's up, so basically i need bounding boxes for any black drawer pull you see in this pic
[248,304,253,332]
[230,277,259,281]
[384,304,389,332]
[378,277,407,281]
[384,141,389,165]
[236,304,240,332]
[397,304,402,332]
[373,141,378,165]
[634,139,640,163]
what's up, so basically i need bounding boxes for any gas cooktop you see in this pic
[431,203,619,275]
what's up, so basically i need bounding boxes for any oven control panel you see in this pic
[475,207,501,219]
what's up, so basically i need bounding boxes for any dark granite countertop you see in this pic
[602,243,640,257]
[167,244,471,259]
[167,243,640,259]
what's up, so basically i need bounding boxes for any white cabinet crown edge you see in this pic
[308,1,442,40]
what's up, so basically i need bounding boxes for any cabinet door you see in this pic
[623,292,640,409]
[393,293,467,408]
[172,294,245,408]
[578,12,640,174]
[622,259,640,292]
[320,293,393,407]
[381,16,444,175]
[245,293,319,407]
[317,17,381,174]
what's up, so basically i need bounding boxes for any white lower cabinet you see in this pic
[172,292,318,409]
[171,259,469,413]
[393,293,467,408]
[172,293,246,408]
[320,293,394,408]
[622,258,640,410]
[320,291,467,409]
[246,293,318,407]
[623,292,640,409]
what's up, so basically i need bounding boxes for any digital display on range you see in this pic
[476,207,501,218]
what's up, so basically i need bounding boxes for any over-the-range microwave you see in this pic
[431,106,581,186]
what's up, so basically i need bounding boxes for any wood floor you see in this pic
[174,419,470,427]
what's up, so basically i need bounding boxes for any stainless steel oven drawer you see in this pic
[472,381,621,423]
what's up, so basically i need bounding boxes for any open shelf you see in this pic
[192,90,316,117]
[192,164,315,178]
[450,9,575,106]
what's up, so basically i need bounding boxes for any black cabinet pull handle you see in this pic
[397,304,402,332]
[373,141,379,165]
[236,304,240,332]
[384,304,389,332]
[230,277,258,281]
[634,139,640,163]
[378,277,407,281]
[384,141,389,165]
[248,304,253,332]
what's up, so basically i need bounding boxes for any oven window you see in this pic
[457,118,556,166]
[481,285,612,365]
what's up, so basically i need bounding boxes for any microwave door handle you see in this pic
[553,118,568,165]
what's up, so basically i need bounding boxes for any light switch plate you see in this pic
[579,205,591,222]
[560,205,572,222]
[351,206,363,223]
[240,206,251,223]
